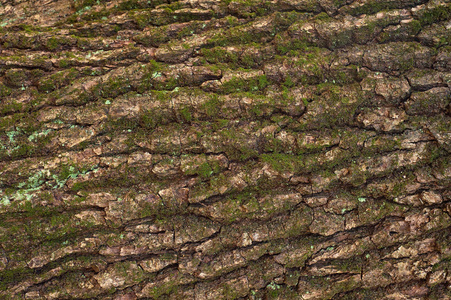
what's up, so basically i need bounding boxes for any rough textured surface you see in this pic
[0,0,450,299]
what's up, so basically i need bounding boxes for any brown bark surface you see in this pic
[0,0,450,299]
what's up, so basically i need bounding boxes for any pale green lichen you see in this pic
[28,129,53,142]
[18,170,49,189]
[51,164,99,189]
[12,188,40,201]
[1,194,11,206]
[6,130,19,143]
[152,71,162,78]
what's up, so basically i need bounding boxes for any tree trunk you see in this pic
[0,0,450,299]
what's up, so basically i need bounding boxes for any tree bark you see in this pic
[0,0,450,299]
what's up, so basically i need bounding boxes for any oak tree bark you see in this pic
[0,0,450,299]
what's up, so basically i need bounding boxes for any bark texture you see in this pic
[0,0,451,299]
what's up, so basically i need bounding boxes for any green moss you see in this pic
[136,111,158,129]
[314,12,331,21]
[348,1,398,16]
[327,64,360,85]
[378,19,422,43]
[332,257,363,273]
[117,0,152,11]
[201,47,239,65]
[46,37,61,50]
[133,26,169,46]
[222,283,242,299]
[201,94,223,117]
[136,61,180,93]
[424,143,446,164]
[136,104,175,129]
[70,166,135,192]
[38,68,79,93]
[175,21,205,39]
[0,267,34,291]
[282,75,295,88]
[300,83,364,130]
[72,0,95,10]
[275,29,320,55]
[417,4,451,26]
[429,283,451,299]
[5,69,28,87]
[7,144,35,159]
[129,3,209,28]
[0,83,11,97]
[0,206,99,257]
[94,75,132,98]
[208,22,273,47]
[146,281,179,298]
[58,58,70,68]
[261,153,303,173]
[197,162,214,179]
[132,11,152,29]
[214,127,259,161]
[179,106,193,122]
[1,33,36,49]
[220,74,269,94]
